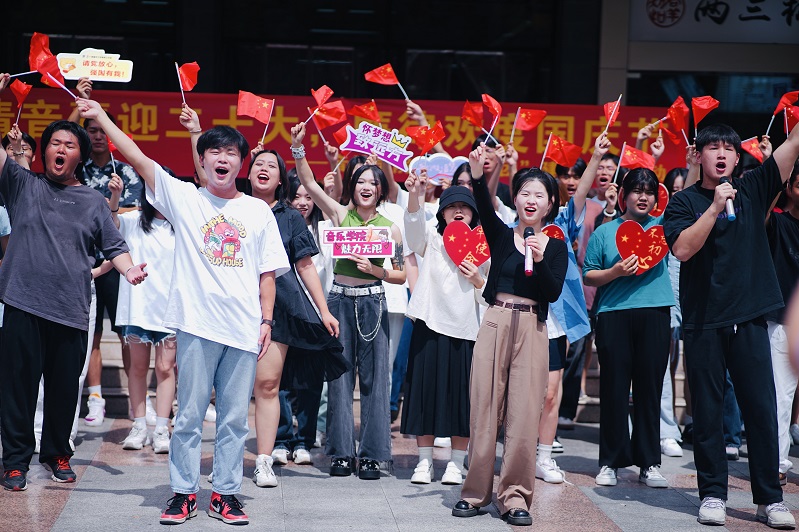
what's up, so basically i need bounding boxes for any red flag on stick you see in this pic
[312,85,334,107]
[787,106,799,133]
[311,100,347,129]
[667,96,690,133]
[544,134,582,167]
[620,145,656,170]
[691,96,720,127]
[482,93,502,119]
[774,91,799,115]
[515,108,547,131]
[364,63,399,85]
[661,126,681,145]
[10,80,32,108]
[237,91,275,124]
[29,32,54,71]
[603,100,621,128]
[37,55,64,88]
[332,125,349,148]
[407,121,446,155]
[461,101,483,128]
[348,100,380,122]
[740,137,764,163]
[177,62,200,91]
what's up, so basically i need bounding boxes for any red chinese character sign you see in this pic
[615,220,668,275]
[321,227,395,259]
[442,221,490,267]
[649,184,670,217]
[338,122,414,172]
[542,225,566,241]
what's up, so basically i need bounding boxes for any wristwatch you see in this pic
[261,318,275,327]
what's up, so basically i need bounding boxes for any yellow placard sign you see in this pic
[57,48,133,83]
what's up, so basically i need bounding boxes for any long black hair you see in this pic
[341,155,368,205]
[288,171,325,242]
[347,164,388,207]
[511,167,560,225]
[138,174,173,234]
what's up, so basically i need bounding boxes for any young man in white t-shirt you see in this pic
[78,99,289,526]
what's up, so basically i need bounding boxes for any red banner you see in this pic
[6,88,684,182]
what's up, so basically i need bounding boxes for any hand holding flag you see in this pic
[10,79,33,123]
[740,136,764,163]
[364,63,409,100]
[602,94,622,134]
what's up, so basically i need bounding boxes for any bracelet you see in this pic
[291,145,306,159]
[111,207,119,213]
[261,318,275,327]
[381,267,388,281]
[604,209,616,217]
[124,266,135,278]
[188,128,202,134]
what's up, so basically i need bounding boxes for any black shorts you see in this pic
[549,336,567,371]
[94,269,121,335]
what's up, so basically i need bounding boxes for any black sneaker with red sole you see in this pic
[160,493,197,525]
[208,492,249,525]
[1,469,28,491]
[44,456,76,483]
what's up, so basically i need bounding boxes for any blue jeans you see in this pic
[170,330,257,495]
[275,386,323,451]
[390,317,413,411]
[723,371,742,448]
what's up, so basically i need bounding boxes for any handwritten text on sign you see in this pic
[322,226,395,258]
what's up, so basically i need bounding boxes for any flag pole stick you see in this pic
[46,73,77,99]
[397,82,410,101]
[785,109,789,134]
[614,142,626,186]
[765,114,776,137]
[304,106,320,125]
[15,104,23,124]
[174,63,186,105]
[10,70,37,78]
[485,116,499,144]
[260,103,275,145]
[307,107,327,144]
[333,156,347,174]
[540,132,553,168]
[681,129,690,146]
[509,107,520,144]
[602,94,622,135]
[480,128,500,146]
[110,150,116,171]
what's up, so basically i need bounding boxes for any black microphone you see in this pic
[719,177,736,221]
[524,227,535,277]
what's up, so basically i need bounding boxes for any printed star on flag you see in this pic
[312,85,334,107]
[364,63,399,85]
[620,145,655,170]
[237,91,275,125]
[348,100,380,122]
[406,120,446,155]
[603,100,621,128]
[311,100,347,129]
[515,108,546,131]
[461,101,483,128]
[544,134,582,167]
[740,137,764,163]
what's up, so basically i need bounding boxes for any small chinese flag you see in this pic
[37,55,64,88]
[462,100,483,128]
[515,108,547,131]
[667,96,690,133]
[312,85,334,107]
[364,63,399,85]
[237,91,275,124]
[348,100,380,122]
[661,126,681,145]
[407,120,446,155]
[178,62,200,91]
[482,93,502,119]
[332,125,349,148]
[10,80,33,108]
[29,32,54,71]
[691,96,720,126]
[603,100,621,128]
[312,100,347,129]
[740,137,764,163]
[620,145,656,170]
[773,91,799,115]
[787,106,799,133]
[545,134,582,167]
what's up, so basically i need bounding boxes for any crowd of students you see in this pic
[0,72,798,529]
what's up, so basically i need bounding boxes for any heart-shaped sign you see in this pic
[442,220,490,267]
[542,224,566,241]
[649,183,670,216]
[615,220,668,275]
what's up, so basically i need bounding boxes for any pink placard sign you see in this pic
[338,122,414,172]
[322,226,396,258]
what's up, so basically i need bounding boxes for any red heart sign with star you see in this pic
[542,224,566,241]
[649,183,669,216]
[615,220,668,275]
[442,220,490,267]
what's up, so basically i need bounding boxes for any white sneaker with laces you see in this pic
[434,437,451,448]
[84,394,106,426]
[152,426,170,454]
[698,497,726,525]
[660,438,683,457]
[440,461,463,485]
[536,458,565,484]
[122,423,151,450]
[253,454,278,488]
[145,396,157,426]
[595,466,617,486]
[411,459,433,484]
[756,502,796,529]
[271,448,289,465]
[639,465,668,488]
[204,404,217,423]
[292,448,312,465]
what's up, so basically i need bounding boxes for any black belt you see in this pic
[494,300,538,313]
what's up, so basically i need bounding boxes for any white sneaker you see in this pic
[726,446,740,461]
[253,454,278,488]
[434,437,451,448]
[792,424,799,446]
[639,465,668,488]
[440,461,463,485]
[697,497,726,526]
[145,396,157,426]
[292,448,312,465]
[204,404,217,423]
[536,457,565,484]
[756,502,796,529]
[152,426,170,454]
[411,459,433,484]
[552,438,564,454]
[271,448,289,465]
[34,439,40,454]
[122,423,151,450]
[595,466,617,486]
[84,394,105,426]
[660,438,683,457]
[314,430,325,449]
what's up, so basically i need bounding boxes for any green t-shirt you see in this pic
[332,209,394,280]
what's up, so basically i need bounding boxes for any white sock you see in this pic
[451,449,467,471]
[156,417,170,429]
[88,386,102,398]
[133,417,146,428]
[538,443,553,463]
[418,446,433,464]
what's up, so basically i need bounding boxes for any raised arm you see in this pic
[406,100,447,155]
[290,122,348,226]
[322,142,343,202]
[6,124,30,170]
[403,170,428,256]
[179,104,206,187]
[774,121,799,182]
[77,98,156,191]
[684,144,700,188]
[67,78,93,124]
[108,173,123,229]
[649,129,665,163]
[575,132,612,220]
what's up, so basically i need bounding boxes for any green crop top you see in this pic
[332,209,395,280]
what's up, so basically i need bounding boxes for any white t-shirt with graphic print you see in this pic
[146,162,290,354]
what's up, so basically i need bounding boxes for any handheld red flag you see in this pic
[482,94,502,119]
[332,125,349,148]
[364,63,399,85]
[667,96,690,133]
[312,85,334,107]
[620,145,656,170]
[740,137,764,163]
[787,106,799,133]
[177,62,200,91]
[773,91,799,115]
[661,126,682,145]
[237,91,275,125]
[10,80,33,108]
[29,32,54,71]
[691,96,720,127]
[461,101,483,128]
[407,121,446,155]
[544,134,582,167]
[37,55,65,88]
[515,108,547,131]
[311,100,347,129]
[348,100,380,122]
[603,100,621,128]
